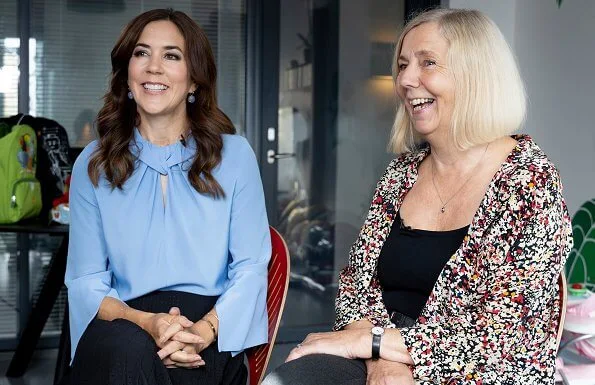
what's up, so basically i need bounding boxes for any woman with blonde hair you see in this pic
[264,8,572,385]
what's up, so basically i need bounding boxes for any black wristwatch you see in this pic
[371,326,384,360]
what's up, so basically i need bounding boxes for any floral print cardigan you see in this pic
[334,135,573,385]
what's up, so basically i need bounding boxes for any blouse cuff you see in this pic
[399,323,438,383]
[214,264,269,355]
[66,271,120,363]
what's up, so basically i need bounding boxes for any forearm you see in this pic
[97,296,153,331]
[344,319,412,364]
[190,307,219,343]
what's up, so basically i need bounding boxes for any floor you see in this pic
[0,349,58,385]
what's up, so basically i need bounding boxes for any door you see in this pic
[255,0,414,340]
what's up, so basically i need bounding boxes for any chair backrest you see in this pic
[555,271,567,354]
[246,226,291,385]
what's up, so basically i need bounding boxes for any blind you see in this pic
[0,0,19,339]
[0,0,18,117]
[30,0,246,147]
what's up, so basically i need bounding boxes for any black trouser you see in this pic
[70,291,247,385]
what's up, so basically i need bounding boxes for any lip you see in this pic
[409,99,435,117]
[141,82,169,94]
[407,97,434,105]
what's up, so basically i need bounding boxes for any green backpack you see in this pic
[0,124,42,223]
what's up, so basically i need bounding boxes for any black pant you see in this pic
[70,291,247,385]
[262,311,415,385]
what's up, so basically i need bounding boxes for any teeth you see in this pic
[410,98,434,106]
[143,83,168,91]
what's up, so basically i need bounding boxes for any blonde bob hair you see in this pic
[389,8,526,154]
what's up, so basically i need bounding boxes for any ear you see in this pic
[189,82,197,94]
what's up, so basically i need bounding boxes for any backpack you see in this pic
[1,114,72,220]
[0,124,43,223]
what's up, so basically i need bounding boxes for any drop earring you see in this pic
[187,92,196,104]
[127,90,134,100]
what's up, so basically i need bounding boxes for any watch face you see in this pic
[371,326,384,336]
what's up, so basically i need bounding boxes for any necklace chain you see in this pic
[430,143,490,214]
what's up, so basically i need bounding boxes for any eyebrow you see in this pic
[135,43,183,52]
[398,49,439,62]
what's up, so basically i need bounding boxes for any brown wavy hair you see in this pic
[88,8,235,198]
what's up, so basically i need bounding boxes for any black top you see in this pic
[377,211,469,319]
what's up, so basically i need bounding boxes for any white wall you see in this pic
[447,0,595,215]
[514,0,595,215]
[445,0,516,48]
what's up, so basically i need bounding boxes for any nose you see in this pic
[397,63,419,89]
[146,54,163,74]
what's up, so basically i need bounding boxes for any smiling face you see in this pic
[396,22,455,139]
[127,20,195,123]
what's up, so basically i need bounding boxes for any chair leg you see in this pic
[6,235,68,377]
[557,334,595,355]
[53,303,70,385]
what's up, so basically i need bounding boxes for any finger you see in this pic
[285,338,329,363]
[163,355,205,368]
[169,307,181,316]
[172,330,204,344]
[172,360,205,368]
[158,341,184,360]
[160,322,184,344]
[169,350,202,364]
[285,343,309,362]
[174,315,194,328]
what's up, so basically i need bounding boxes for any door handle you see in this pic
[267,150,296,164]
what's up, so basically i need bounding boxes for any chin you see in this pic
[138,105,168,116]
[411,124,438,137]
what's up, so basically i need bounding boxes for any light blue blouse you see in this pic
[65,129,271,361]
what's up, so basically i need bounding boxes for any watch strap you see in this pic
[371,333,381,360]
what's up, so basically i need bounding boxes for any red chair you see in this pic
[246,226,291,385]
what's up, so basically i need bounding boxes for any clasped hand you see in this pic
[146,307,211,368]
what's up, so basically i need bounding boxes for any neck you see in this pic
[138,115,189,147]
[427,137,489,175]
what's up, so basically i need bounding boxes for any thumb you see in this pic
[169,307,181,316]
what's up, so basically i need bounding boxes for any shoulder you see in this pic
[506,135,562,192]
[386,146,429,174]
[221,134,256,162]
[379,146,429,188]
[72,140,99,177]
[499,135,565,217]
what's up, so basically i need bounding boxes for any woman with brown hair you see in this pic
[65,8,270,385]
